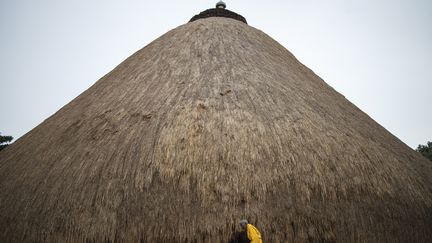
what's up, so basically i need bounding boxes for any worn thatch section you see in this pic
[190,8,247,24]
[1,16,431,242]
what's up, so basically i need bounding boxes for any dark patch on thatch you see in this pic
[190,8,247,24]
[220,90,232,96]
[197,103,207,110]
[228,230,249,243]
[0,17,432,242]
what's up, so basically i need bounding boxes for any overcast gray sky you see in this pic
[1,0,431,148]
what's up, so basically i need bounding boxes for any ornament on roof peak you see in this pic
[216,1,226,9]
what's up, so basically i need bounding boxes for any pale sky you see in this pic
[0,0,431,148]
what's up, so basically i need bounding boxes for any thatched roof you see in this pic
[1,13,432,243]
[190,8,247,24]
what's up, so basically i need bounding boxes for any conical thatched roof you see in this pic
[1,8,431,243]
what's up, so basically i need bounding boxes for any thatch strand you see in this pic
[1,17,431,242]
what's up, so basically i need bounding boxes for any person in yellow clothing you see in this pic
[239,219,263,243]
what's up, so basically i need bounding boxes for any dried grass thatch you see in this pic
[1,16,431,243]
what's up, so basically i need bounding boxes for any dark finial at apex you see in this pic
[216,1,226,9]
[189,1,247,24]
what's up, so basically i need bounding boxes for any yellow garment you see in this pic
[247,224,262,243]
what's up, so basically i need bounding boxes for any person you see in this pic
[239,219,262,243]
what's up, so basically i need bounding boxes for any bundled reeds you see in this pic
[0,14,431,243]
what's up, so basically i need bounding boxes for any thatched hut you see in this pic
[1,4,431,243]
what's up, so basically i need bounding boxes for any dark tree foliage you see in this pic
[416,141,432,161]
[0,133,13,151]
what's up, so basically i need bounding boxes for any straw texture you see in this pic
[190,8,247,24]
[1,17,431,242]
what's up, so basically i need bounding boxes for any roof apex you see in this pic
[189,7,247,24]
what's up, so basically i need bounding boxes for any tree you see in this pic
[0,133,13,151]
[416,141,432,161]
